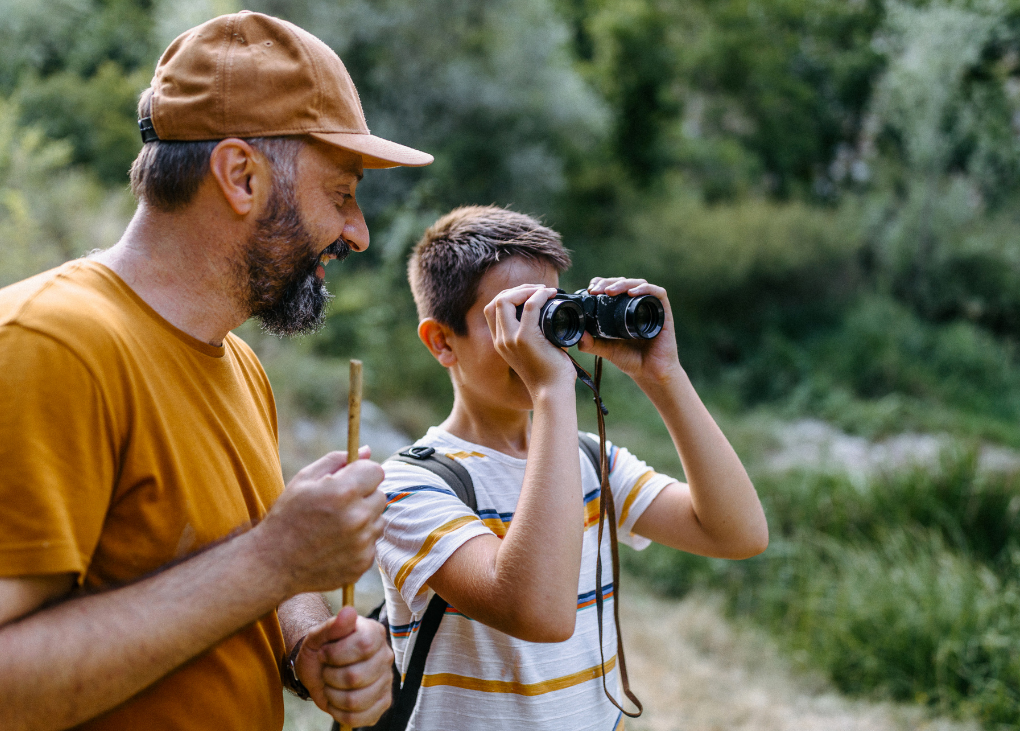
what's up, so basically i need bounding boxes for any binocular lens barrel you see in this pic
[622,295,665,339]
[541,299,585,348]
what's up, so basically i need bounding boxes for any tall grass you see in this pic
[623,451,1020,728]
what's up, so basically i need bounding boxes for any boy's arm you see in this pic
[580,278,769,560]
[425,285,584,643]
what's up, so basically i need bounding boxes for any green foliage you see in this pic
[0,0,157,185]
[0,0,155,92]
[727,294,1020,432]
[756,531,1020,725]
[248,0,607,230]
[565,0,885,199]
[0,97,130,286]
[624,451,1020,727]
[16,62,148,184]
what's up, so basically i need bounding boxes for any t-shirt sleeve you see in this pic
[376,460,493,616]
[592,434,677,551]
[0,326,117,581]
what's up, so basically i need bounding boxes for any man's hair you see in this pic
[129,88,305,212]
[409,206,572,335]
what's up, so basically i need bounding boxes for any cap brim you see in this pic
[309,131,433,169]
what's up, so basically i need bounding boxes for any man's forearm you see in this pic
[279,592,334,654]
[0,528,289,731]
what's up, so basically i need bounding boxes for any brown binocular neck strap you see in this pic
[567,353,643,719]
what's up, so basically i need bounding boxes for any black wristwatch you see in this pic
[282,635,311,700]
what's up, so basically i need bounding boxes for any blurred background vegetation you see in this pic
[2,0,1019,726]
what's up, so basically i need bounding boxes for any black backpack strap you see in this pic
[384,593,449,729]
[342,594,449,731]
[578,432,602,479]
[388,446,477,512]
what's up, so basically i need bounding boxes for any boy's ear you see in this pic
[418,318,457,367]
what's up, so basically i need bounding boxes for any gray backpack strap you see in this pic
[578,432,602,479]
[388,445,477,512]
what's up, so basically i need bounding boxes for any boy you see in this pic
[375,205,768,730]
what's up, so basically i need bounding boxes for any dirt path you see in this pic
[284,572,976,731]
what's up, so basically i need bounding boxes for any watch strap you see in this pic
[282,635,312,700]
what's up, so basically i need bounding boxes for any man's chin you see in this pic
[255,307,328,337]
[253,277,333,337]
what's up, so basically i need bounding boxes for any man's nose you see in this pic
[344,200,369,252]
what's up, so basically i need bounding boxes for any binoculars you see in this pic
[515,289,665,348]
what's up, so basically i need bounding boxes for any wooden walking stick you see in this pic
[338,359,363,731]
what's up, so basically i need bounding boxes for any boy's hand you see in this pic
[484,284,576,395]
[578,277,683,385]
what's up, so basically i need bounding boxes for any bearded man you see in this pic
[0,12,432,731]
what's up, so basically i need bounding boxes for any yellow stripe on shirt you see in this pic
[421,655,617,696]
[394,515,480,592]
[583,497,601,529]
[481,516,509,538]
[445,450,487,461]
[618,470,656,527]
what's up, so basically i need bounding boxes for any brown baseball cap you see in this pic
[141,11,433,169]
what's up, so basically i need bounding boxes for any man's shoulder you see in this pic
[0,260,132,348]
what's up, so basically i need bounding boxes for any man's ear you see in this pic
[208,139,272,217]
[418,318,457,367]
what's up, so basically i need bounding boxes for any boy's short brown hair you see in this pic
[409,206,572,335]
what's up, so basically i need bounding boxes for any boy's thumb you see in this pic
[303,607,359,651]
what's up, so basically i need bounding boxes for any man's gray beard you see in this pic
[242,180,349,337]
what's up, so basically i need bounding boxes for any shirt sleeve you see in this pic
[376,460,493,616]
[590,434,677,551]
[0,326,117,581]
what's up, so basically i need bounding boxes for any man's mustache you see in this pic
[319,239,351,265]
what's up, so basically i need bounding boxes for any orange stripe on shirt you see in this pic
[421,655,617,696]
[394,515,480,592]
[618,470,656,527]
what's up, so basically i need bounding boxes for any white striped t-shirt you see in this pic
[376,427,676,731]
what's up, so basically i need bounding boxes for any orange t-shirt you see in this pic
[0,260,287,730]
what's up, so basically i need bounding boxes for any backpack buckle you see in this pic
[400,446,436,460]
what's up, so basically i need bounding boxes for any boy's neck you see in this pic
[439,396,532,459]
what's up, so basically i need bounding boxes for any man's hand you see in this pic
[295,606,394,727]
[254,447,386,596]
[578,277,683,386]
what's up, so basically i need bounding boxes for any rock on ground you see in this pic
[765,418,1020,479]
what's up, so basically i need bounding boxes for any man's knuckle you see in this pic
[352,631,375,655]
